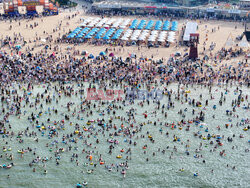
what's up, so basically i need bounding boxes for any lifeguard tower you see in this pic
[189,33,199,60]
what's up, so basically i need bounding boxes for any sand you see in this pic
[0,4,248,69]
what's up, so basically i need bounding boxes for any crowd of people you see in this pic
[0,2,249,187]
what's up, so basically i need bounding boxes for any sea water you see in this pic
[0,82,249,188]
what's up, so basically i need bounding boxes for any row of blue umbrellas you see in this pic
[171,21,178,31]
[103,28,116,40]
[112,29,124,40]
[84,28,99,39]
[67,20,178,40]
[163,21,170,31]
[155,20,162,30]
[76,27,90,38]
[130,19,138,29]
[145,20,154,30]
[137,20,146,30]
[67,27,81,39]
[95,28,107,39]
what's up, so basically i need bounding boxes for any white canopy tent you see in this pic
[121,29,133,41]
[88,17,101,27]
[238,35,249,48]
[105,18,116,26]
[148,30,159,42]
[225,34,235,47]
[96,18,108,27]
[168,31,176,43]
[183,22,198,41]
[81,17,94,27]
[138,30,150,41]
[120,19,131,29]
[112,19,123,28]
[130,30,141,41]
[157,31,167,42]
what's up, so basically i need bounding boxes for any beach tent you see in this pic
[81,17,94,27]
[171,21,178,31]
[103,28,116,40]
[96,18,108,27]
[109,53,114,57]
[112,19,123,28]
[121,29,133,41]
[112,29,124,40]
[130,19,138,29]
[100,51,106,56]
[238,35,249,48]
[155,20,162,30]
[84,28,99,39]
[148,30,159,42]
[88,17,101,27]
[183,22,198,41]
[225,34,235,47]
[163,21,170,31]
[95,28,107,39]
[15,45,21,50]
[88,54,94,59]
[145,20,154,30]
[137,20,146,30]
[138,30,150,41]
[120,19,131,29]
[81,51,88,55]
[131,30,141,41]
[130,54,136,58]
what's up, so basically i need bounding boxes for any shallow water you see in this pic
[0,82,249,188]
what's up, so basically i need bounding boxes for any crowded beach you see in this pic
[0,0,249,187]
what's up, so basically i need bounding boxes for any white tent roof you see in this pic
[81,17,94,27]
[148,30,159,42]
[131,30,141,41]
[138,30,150,41]
[238,35,249,48]
[183,22,198,41]
[121,29,133,40]
[96,18,108,27]
[120,19,131,28]
[88,17,101,27]
[112,19,123,28]
[225,35,235,47]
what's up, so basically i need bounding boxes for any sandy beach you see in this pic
[0,2,249,188]
[0,5,248,65]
